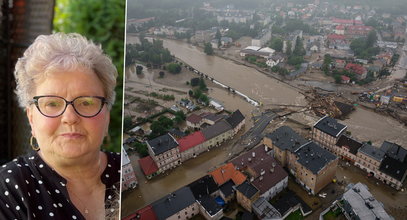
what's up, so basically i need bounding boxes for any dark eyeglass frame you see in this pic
[31,95,108,118]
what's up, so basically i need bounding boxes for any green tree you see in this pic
[293,37,305,56]
[204,42,214,55]
[286,41,292,55]
[54,0,125,152]
[191,77,200,87]
[159,71,165,78]
[124,116,133,132]
[270,37,283,52]
[366,30,377,48]
[199,77,207,91]
[167,63,182,74]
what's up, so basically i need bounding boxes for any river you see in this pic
[122,36,407,217]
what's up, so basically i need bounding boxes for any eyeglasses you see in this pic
[32,95,107,118]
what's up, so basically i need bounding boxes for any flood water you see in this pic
[123,35,407,217]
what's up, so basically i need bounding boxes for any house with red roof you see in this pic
[186,113,203,129]
[327,34,350,50]
[123,205,158,220]
[341,75,350,84]
[209,163,247,202]
[331,18,363,26]
[345,63,367,80]
[334,59,346,69]
[178,131,206,161]
[139,156,159,179]
[345,25,373,38]
[334,25,345,35]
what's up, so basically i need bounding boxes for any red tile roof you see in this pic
[341,75,350,81]
[327,34,346,40]
[332,18,363,25]
[186,113,202,124]
[177,131,205,152]
[346,25,373,31]
[336,25,345,30]
[345,63,367,75]
[123,205,158,220]
[139,156,159,176]
[209,163,246,186]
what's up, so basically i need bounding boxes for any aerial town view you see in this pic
[121,0,407,219]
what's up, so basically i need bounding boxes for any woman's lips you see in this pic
[60,133,84,139]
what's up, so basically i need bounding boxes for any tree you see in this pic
[199,77,207,91]
[366,30,377,48]
[167,63,181,74]
[215,29,222,48]
[270,37,283,52]
[136,65,143,74]
[285,41,292,55]
[54,0,125,152]
[204,42,214,55]
[293,37,305,56]
[124,116,133,131]
[190,77,200,87]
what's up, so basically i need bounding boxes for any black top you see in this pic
[0,151,120,220]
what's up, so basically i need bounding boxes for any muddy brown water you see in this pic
[122,36,407,218]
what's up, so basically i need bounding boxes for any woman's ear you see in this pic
[26,107,35,136]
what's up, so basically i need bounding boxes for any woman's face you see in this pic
[27,67,110,160]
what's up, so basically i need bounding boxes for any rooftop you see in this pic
[236,181,259,199]
[198,195,223,217]
[336,135,363,155]
[177,131,205,152]
[186,113,202,124]
[147,133,178,155]
[123,205,157,220]
[295,142,337,174]
[139,156,159,176]
[219,180,235,198]
[271,190,312,217]
[225,110,245,129]
[379,156,407,182]
[252,197,281,219]
[187,175,219,199]
[265,126,308,152]
[201,120,232,140]
[380,141,407,163]
[209,163,246,186]
[342,183,393,220]
[314,116,347,137]
[358,143,385,162]
[152,187,197,220]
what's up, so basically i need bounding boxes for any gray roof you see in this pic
[252,197,281,219]
[147,133,178,155]
[219,180,235,197]
[342,183,394,220]
[198,196,222,217]
[236,181,259,199]
[314,116,347,137]
[379,156,407,181]
[152,187,197,220]
[225,110,245,129]
[201,120,232,140]
[265,126,308,152]
[358,143,385,162]
[380,141,407,162]
[295,142,337,174]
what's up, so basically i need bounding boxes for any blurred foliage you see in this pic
[54,0,125,153]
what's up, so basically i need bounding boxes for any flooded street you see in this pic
[123,35,407,218]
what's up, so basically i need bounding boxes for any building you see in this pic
[121,148,137,191]
[291,142,338,194]
[152,187,200,220]
[340,183,394,220]
[335,135,363,162]
[240,46,274,59]
[225,110,245,135]
[186,113,203,128]
[123,205,158,220]
[341,75,350,84]
[231,145,288,200]
[252,29,271,47]
[138,156,159,179]
[178,131,206,162]
[252,197,282,220]
[200,112,224,126]
[312,116,347,152]
[236,181,260,212]
[377,141,407,190]
[264,126,308,167]
[201,120,233,148]
[355,143,385,176]
[146,133,180,172]
[345,25,373,38]
[187,175,223,220]
[209,163,246,186]
[345,63,367,80]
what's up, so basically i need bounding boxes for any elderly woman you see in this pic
[0,33,120,219]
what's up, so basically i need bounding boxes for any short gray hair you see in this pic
[14,32,118,109]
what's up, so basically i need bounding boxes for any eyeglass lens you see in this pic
[36,96,104,117]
